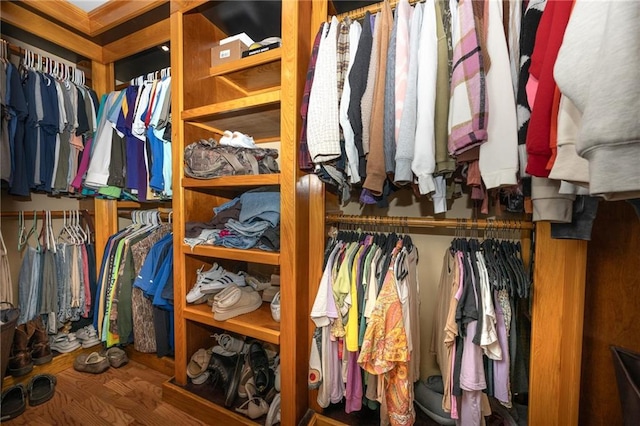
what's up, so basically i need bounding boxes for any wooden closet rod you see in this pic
[0,210,94,219]
[335,0,422,21]
[326,214,534,231]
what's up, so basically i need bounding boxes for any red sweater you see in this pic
[525,0,574,177]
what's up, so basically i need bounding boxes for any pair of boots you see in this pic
[8,317,53,377]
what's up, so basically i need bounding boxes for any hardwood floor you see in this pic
[4,360,207,426]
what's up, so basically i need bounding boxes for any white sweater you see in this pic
[307,18,340,163]
[479,0,519,189]
[411,0,438,195]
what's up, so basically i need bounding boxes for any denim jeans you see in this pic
[214,197,240,215]
[184,229,221,249]
[239,191,280,226]
[225,219,272,237]
[551,196,600,241]
[214,232,260,250]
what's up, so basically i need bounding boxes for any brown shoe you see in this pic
[73,352,110,374]
[30,317,53,365]
[8,323,35,377]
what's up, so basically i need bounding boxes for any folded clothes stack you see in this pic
[184,187,280,252]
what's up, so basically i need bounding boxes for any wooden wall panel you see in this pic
[0,1,102,62]
[102,19,170,63]
[579,201,640,425]
[529,222,588,425]
[20,0,91,34]
[89,0,166,35]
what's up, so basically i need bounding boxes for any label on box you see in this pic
[219,49,231,59]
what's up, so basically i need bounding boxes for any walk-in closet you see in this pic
[1,1,639,426]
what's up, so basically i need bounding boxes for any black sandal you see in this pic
[28,373,57,406]
[0,383,26,421]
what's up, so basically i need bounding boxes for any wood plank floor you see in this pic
[4,360,208,426]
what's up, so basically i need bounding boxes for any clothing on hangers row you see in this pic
[310,228,420,424]
[431,233,530,423]
[95,209,173,355]
[1,41,100,198]
[16,210,97,333]
[81,70,172,202]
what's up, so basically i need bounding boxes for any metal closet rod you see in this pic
[326,214,534,231]
[0,209,94,219]
[335,0,422,21]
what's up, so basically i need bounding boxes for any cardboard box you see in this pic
[211,40,248,66]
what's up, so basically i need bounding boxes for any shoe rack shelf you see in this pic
[169,1,312,424]
[184,245,280,265]
[183,303,280,345]
[182,175,280,189]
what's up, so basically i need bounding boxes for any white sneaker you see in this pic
[219,130,256,148]
[270,291,280,322]
[186,263,225,303]
[201,270,246,294]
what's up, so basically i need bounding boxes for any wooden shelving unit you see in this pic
[168,1,313,424]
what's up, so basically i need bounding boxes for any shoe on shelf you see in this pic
[203,270,246,295]
[75,325,101,349]
[245,274,271,292]
[49,332,81,354]
[191,370,210,385]
[248,342,271,396]
[262,286,279,303]
[186,263,225,303]
[270,291,280,323]
[265,392,281,426]
[213,289,262,321]
[187,348,213,379]
[30,317,53,365]
[213,333,246,354]
[237,359,254,398]
[8,323,34,377]
[219,130,257,149]
[73,352,110,374]
[235,396,270,420]
[209,352,243,408]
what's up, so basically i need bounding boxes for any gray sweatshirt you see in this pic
[554,1,640,200]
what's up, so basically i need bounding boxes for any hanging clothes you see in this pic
[83,73,172,201]
[95,210,173,355]
[310,228,420,425]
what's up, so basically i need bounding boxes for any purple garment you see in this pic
[359,188,377,204]
[493,294,511,406]
[459,390,484,426]
[345,350,363,413]
[71,136,93,190]
[459,320,486,391]
[123,86,143,191]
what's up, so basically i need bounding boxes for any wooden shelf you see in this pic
[181,90,281,141]
[163,380,257,425]
[183,302,280,345]
[183,174,280,189]
[210,48,282,94]
[183,245,280,265]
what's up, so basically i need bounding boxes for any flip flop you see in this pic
[0,384,26,421]
[27,374,56,406]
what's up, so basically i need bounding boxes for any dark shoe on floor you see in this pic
[249,342,271,396]
[30,317,53,365]
[74,352,110,374]
[0,384,26,421]
[27,374,56,406]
